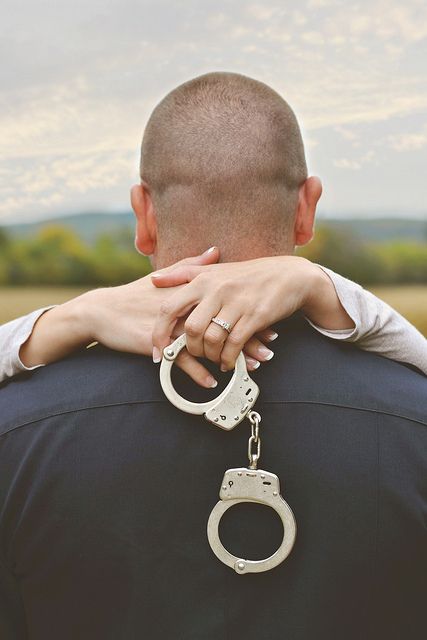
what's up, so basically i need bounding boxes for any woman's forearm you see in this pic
[12,256,356,373]
[19,295,93,368]
[309,266,427,375]
[300,261,355,331]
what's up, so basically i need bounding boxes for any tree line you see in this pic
[0,223,425,286]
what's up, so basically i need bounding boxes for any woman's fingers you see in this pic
[152,282,201,359]
[164,319,218,389]
[202,306,242,364]
[184,300,244,363]
[242,335,275,365]
[202,321,231,363]
[178,246,219,267]
[244,355,261,371]
[184,297,223,358]
[172,320,258,385]
[174,349,218,389]
[220,316,266,371]
[155,313,275,387]
[151,246,219,287]
[152,264,208,287]
[257,327,279,343]
[241,328,278,370]
[167,344,260,387]
[173,317,187,336]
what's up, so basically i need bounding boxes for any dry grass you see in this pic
[0,287,89,324]
[0,285,426,336]
[369,285,427,337]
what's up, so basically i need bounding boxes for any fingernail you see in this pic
[246,357,261,369]
[220,364,227,372]
[152,346,161,363]
[258,346,274,360]
[151,273,161,279]
[206,376,218,388]
[204,246,217,254]
[265,331,278,341]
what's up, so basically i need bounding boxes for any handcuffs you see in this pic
[160,334,296,574]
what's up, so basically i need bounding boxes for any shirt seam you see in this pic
[0,398,425,439]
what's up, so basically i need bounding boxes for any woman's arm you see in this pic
[151,256,427,376]
[306,266,427,374]
[0,307,55,383]
[0,248,277,387]
[0,248,221,387]
[2,255,425,387]
[0,254,352,386]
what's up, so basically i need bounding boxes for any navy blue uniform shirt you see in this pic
[0,316,426,639]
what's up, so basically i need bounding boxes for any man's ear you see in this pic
[130,183,158,256]
[293,176,322,247]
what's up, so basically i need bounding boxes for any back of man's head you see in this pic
[140,72,308,260]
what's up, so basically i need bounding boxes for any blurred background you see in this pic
[0,0,426,333]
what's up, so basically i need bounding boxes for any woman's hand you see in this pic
[19,246,279,388]
[151,255,354,371]
[20,247,221,388]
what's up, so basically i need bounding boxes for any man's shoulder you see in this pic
[256,316,427,426]
[0,345,160,436]
[0,316,426,437]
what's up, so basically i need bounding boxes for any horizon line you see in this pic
[1,209,427,227]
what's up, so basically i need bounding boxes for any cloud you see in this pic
[247,4,278,21]
[312,1,427,44]
[0,0,426,221]
[333,150,376,170]
[334,126,359,142]
[306,0,337,8]
[301,31,325,45]
[387,130,427,151]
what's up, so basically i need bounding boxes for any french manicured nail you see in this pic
[151,273,161,279]
[258,346,274,360]
[152,346,161,363]
[265,331,278,341]
[206,376,218,388]
[246,357,261,370]
[220,364,227,372]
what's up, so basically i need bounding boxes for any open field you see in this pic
[0,285,426,336]
[0,287,89,324]
[369,286,427,337]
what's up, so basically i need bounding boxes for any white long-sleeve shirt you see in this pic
[0,267,426,383]
[308,267,427,375]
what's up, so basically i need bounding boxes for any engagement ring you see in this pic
[211,317,232,333]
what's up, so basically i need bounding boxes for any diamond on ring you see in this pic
[211,317,232,333]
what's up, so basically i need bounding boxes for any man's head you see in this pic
[131,72,322,268]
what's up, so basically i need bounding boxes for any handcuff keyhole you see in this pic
[228,481,234,488]
[245,388,252,396]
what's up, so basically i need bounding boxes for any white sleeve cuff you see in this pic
[304,320,357,341]
[304,265,362,341]
[0,306,56,382]
[302,266,427,375]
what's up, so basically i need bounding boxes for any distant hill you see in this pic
[319,217,427,244]
[2,211,426,245]
[2,212,135,244]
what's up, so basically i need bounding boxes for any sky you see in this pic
[0,0,426,224]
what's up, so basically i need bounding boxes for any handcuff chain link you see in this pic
[247,410,261,470]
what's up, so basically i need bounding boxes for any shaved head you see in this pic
[140,72,308,263]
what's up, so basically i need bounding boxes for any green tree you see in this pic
[299,225,382,284]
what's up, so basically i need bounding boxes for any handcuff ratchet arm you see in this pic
[159,333,260,430]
